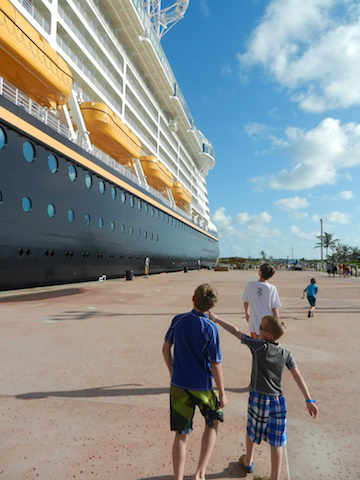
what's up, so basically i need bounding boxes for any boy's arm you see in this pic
[243,301,250,323]
[272,307,280,320]
[209,313,243,340]
[161,341,172,377]
[210,362,228,408]
[289,366,318,417]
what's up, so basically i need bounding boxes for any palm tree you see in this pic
[315,232,338,258]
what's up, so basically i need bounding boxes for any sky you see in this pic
[161,0,360,259]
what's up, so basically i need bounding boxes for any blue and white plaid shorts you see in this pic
[247,391,287,447]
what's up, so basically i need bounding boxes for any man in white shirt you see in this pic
[242,264,281,337]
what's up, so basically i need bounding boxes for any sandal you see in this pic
[239,454,254,474]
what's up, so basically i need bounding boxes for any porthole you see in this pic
[48,154,58,173]
[68,209,75,223]
[47,203,55,218]
[22,196,32,212]
[120,191,126,203]
[111,186,116,200]
[0,126,6,150]
[84,214,90,225]
[85,173,92,189]
[99,180,105,194]
[23,141,35,163]
[68,165,77,182]
[110,221,115,231]
[98,217,104,229]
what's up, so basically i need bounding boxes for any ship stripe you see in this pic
[0,105,217,241]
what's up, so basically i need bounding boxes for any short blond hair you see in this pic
[262,315,287,340]
[193,284,218,312]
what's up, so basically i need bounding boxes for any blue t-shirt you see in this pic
[305,284,318,297]
[164,310,222,390]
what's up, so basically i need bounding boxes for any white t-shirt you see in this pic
[242,280,281,334]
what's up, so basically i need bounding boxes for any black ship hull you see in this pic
[0,97,219,291]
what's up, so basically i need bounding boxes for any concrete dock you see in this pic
[0,270,359,479]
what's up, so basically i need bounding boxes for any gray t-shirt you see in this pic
[241,334,296,396]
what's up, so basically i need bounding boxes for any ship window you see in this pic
[68,209,75,223]
[129,195,134,207]
[137,199,141,210]
[156,234,159,242]
[48,155,58,173]
[129,225,134,235]
[99,180,105,194]
[111,186,116,200]
[120,191,126,203]
[23,141,35,163]
[120,223,125,232]
[85,173,92,189]
[98,217,104,229]
[144,203,148,214]
[0,191,2,202]
[150,207,154,216]
[47,204,56,218]
[0,127,6,150]
[22,196,32,212]
[110,221,115,231]
[68,165,77,182]
[84,214,90,225]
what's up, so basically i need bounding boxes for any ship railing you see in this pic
[20,0,51,33]
[0,76,70,138]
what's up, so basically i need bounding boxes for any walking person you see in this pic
[242,263,281,338]
[209,313,318,480]
[302,278,318,318]
[162,284,228,480]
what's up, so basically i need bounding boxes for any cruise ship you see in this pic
[0,0,219,290]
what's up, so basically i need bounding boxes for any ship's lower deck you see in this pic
[0,97,219,290]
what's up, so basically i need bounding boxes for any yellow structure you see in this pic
[171,181,192,209]
[80,102,142,165]
[0,0,72,108]
[140,155,173,193]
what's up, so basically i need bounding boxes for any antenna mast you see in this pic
[144,0,190,39]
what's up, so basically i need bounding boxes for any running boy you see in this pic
[242,263,281,337]
[209,313,318,480]
[162,284,228,480]
[302,277,318,318]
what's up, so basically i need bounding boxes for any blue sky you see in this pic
[161,0,360,259]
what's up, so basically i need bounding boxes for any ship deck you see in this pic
[0,270,358,479]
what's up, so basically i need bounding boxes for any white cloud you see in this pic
[200,0,210,17]
[269,118,360,190]
[291,225,318,241]
[275,196,309,210]
[339,190,353,200]
[239,0,360,111]
[327,211,351,224]
[292,212,309,219]
[244,122,289,148]
[212,207,235,235]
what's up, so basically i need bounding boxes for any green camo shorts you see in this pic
[170,384,224,434]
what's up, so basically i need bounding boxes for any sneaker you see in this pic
[307,310,311,318]
[239,454,254,474]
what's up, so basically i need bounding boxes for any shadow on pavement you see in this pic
[15,384,249,400]
[138,461,247,479]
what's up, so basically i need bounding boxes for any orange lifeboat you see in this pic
[80,102,142,165]
[0,0,72,108]
[140,155,173,193]
[171,181,192,209]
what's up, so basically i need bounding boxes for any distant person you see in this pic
[162,284,227,480]
[302,278,318,318]
[242,263,281,337]
[209,313,318,480]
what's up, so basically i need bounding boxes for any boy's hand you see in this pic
[245,312,250,322]
[306,402,318,418]
[219,391,228,408]
[209,312,217,323]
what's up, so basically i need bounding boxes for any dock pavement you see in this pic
[0,269,359,479]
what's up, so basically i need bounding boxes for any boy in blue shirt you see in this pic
[302,278,318,318]
[162,284,227,480]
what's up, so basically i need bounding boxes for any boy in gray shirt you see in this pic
[209,313,318,480]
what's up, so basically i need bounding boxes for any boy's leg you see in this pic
[193,421,219,480]
[245,432,255,466]
[270,445,283,480]
[173,432,188,480]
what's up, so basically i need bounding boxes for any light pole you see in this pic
[320,218,324,266]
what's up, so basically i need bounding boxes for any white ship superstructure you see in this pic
[8,0,216,232]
